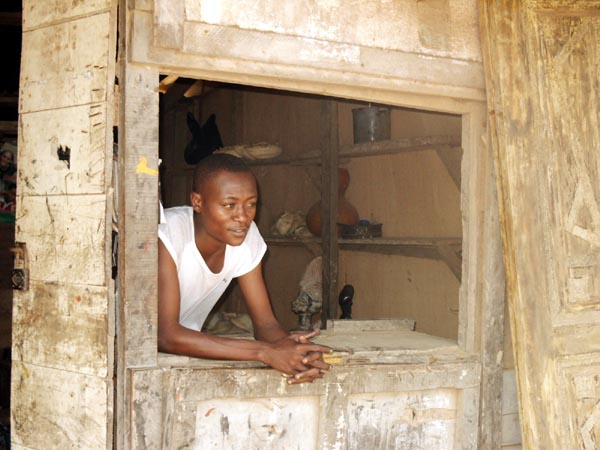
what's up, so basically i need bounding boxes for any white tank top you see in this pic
[158,206,266,330]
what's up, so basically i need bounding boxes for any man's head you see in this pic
[192,153,252,195]
[191,154,258,247]
[0,150,14,170]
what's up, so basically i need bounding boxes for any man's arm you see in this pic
[238,263,332,382]
[157,240,330,379]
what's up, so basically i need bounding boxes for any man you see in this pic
[158,154,330,384]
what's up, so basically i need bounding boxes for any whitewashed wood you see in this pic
[19,103,108,195]
[12,281,109,377]
[184,0,481,61]
[502,370,519,416]
[501,413,522,447]
[131,0,153,11]
[130,10,485,102]
[16,194,106,285]
[11,362,109,450]
[131,360,480,449]
[347,390,457,450]
[22,0,112,30]
[20,13,112,113]
[123,2,508,449]
[153,0,183,49]
[195,397,320,449]
[118,64,159,366]
[116,62,160,450]
[14,3,117,449]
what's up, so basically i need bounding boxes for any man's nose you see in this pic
[234,205,251,221]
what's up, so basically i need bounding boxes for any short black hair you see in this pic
[192,153,252,193]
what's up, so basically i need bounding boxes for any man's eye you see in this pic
[223,203,235,209]
[247,203,257,208]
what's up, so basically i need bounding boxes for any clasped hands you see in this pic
[267,329,332,385]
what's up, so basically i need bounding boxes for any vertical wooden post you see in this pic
[116,3,160,448]
[321,100,339,327]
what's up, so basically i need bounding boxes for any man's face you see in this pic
[192,170,258,246]
[0,152,12,169]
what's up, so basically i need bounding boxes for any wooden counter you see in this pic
[132,323,480,449]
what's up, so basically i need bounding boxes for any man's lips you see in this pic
[230,228,248,236]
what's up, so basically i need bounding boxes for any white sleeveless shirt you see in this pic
[158,206,267,331]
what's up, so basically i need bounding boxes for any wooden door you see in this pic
[480,1,600,448]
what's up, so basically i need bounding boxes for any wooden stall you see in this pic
[12,1,511,449]
[115,1,504,449]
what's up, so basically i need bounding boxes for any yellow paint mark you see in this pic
[22,364,29,378]
[323,353,343,365]
[136,157,159,176]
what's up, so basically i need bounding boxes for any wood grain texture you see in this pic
[20,13,112,113]
[480,0,600,448]
[19,104,108,195]
[130,9,485,102]
[11,362,109,449]
[22,0,112,30]
[14,2,118,449]
[12,281,109,377]
[131,359,480,450]
[16,194,107,285]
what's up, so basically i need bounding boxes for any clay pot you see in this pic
[306,168,359,236]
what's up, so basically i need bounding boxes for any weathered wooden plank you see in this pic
[118,64,159,366]
[480,1,600,448]
[131,361,480,449]
[20,13,112,113]
[130,10,485,102]
[12,281,109,377]
[436,146,463,189]
[346,390,457,450]
[19,103,108,195]
[16,194,107,285]
[130,368,165,450]
[475,129,506,450]
[22,0,112,30]
[130,0,153,11]
[180,22,484,90]
[153,0,183,49]
[183,0,482,62]
[322,101,339,325]
[11,362,109,450]
[116,63,159,450]
[194,397,320,449]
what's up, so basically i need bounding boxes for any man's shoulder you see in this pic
[160,206,194,239]
[164,205,193,222]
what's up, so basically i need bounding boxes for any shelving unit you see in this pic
[255,102,463,329]
[159,86,463,338]
[246,134,461,166]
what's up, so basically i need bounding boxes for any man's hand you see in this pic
[283,329,332,384]
[259,329,331,384]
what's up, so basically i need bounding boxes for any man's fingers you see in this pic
[299,343,332,355]
[293,328,321,343]
[306,359,330,371]
[287,367,322,384]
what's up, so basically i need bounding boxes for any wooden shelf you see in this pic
[246,135,462,166]
[265,235,462,281]
[264,236,321,246]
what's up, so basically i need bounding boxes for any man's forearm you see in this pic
[159,324,272,364]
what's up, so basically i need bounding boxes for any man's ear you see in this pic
[190,191,203,212]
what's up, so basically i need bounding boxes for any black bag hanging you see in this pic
[184,112,223,165]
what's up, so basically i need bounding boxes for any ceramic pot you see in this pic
[306,168,359,236]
